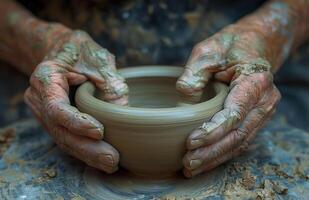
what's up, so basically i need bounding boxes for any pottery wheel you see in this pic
[0,115,309,200]
[0,60,309,199]
[82,167,226,199]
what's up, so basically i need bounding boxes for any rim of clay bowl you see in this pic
[75,66,228,125]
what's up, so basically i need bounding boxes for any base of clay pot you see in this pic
[83,167,225,199]
[130,171,178,179]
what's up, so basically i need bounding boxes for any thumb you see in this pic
[176,35,229,103]
[176,67,211,103]
[93,68,129,106]
[77,40,129,105]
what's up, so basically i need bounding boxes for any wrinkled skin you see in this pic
[177,0,309,177]
[177,25,281,177]
[24,29,128,173]
[1,0,308,176]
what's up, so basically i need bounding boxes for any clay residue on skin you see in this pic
[34,64,53,85]
[54,42,79,66]
[235,58,271,75]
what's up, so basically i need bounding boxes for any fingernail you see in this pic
[189,159,202,169]
[99,154,114,167]
[190,139,204,149]
[89,127,104,139]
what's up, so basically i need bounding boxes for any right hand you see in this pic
[24,25,128,173]
[177,24,281,177]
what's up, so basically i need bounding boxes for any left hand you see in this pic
[176,24,281,177]
[24,27,128,173]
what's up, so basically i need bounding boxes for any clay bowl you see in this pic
[75,66,228,177]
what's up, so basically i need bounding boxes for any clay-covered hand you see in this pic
[24,28,128,173]
[177,25,281,177]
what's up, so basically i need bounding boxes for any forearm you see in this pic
[0,0,72,75]
[236,0,309,73]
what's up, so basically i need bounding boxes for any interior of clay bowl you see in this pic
[75,66,228,177]
[96,74,216,108]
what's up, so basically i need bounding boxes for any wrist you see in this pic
[1,1,73,75]
[38,23,73,59]
[237,0,308,73]
[16,20,72,72]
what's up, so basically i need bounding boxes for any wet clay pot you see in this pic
[75,66,228,177]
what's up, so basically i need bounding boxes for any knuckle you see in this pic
[244,73,273,97]
[227,48,245,61]
[32,62,57,85]
[72,30,90,38]
[235,129,248,142]
[24,87,32,101]
[45,100,55,112]
[45,100,61,118]
[256,107,269,117]
[273,86,282,102]
[81,44,115,69]
[256,72,273,87]
[210,146,224,159]
[24,89,37,109]
[191,40,221,61]
[31,65,46,86]
[231,105,246,122]
[192,42,205,56]
[29,74,38,87]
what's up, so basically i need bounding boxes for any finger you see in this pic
[183,108,275,178]
[187,72,273,150]
[66,72,87,86]
[214,66,236,83]
[24,88,54,134]
[246,109,276,144]
[91,69,129,106]
[176,42,223,96]
[24,87,43,119]
[76,40,129,105]
[27,84,119,173]
[183,90,278,172]
[183,146,241,178]
[176,33,239,97]
[31,61,104,140]
[46,102,104,140]
[49,125,119,174]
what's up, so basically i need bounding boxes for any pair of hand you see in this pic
[24,24,280,177]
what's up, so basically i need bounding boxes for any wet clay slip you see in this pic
[75,66,228,177]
